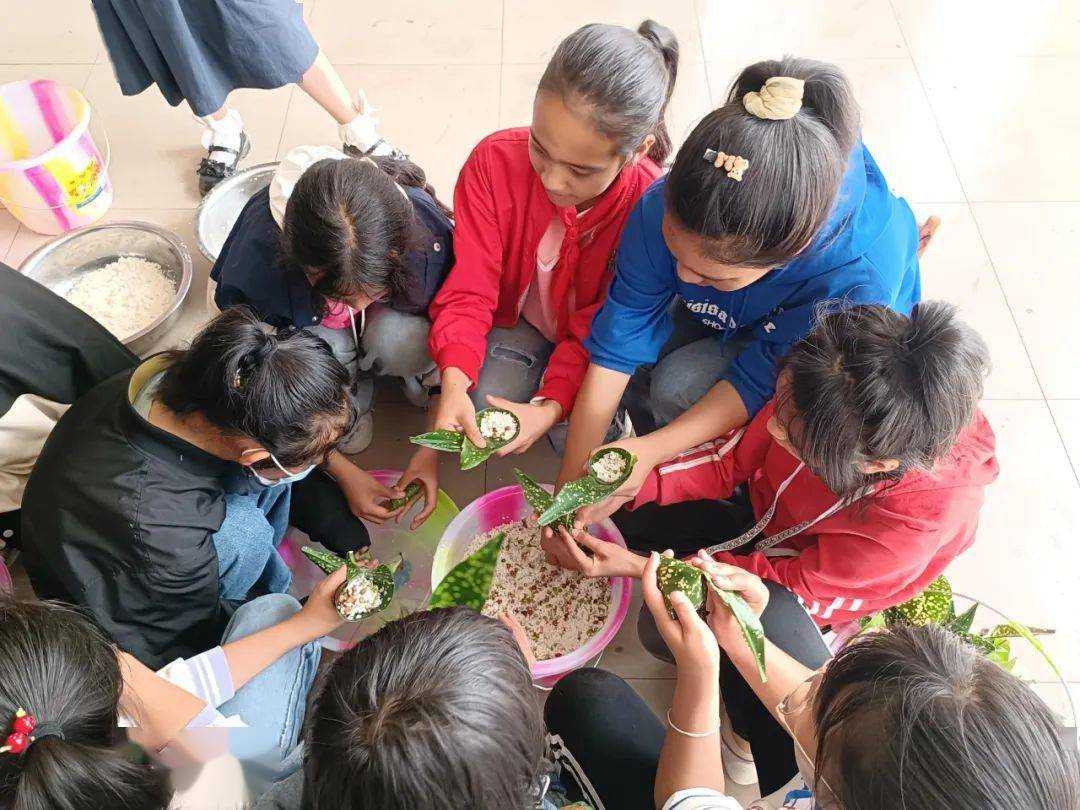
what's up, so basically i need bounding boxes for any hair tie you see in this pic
[743,76,805,121]
[702,149,749,181]
[0,709,63,755]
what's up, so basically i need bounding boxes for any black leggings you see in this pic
[637,580,831,794]
[288,470,370,556]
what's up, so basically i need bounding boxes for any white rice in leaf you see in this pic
[479,409,518,442]
[590,451,627,484]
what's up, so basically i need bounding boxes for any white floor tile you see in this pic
[0,0,102,64]
[971,203,1080,398]
[1047,401,1080,479]
[912,202,1041,398]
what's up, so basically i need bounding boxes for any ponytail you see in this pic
[538,20,679,165]
[157,307,356,468]
[0,598,172,809]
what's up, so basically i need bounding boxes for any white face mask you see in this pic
[248,452,315,487]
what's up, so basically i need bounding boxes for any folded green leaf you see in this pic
[301,546,346,576]
[429,533,504,611]
[586,447,636,487]
[410,429,465,453]
[386,481,422,511]
[537,449,637,526]
[514,469,573,530]
[334,551,401,622]
[460,408,521,470]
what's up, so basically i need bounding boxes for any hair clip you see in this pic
[0,708,37,754]
[702,149,750,182]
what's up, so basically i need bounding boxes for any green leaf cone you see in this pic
[333,551,400,622]
[514,469,573,530]
[537,450,636,527]
[301,546,346,575]
[656,557,706,613]
[387,481,422,511]
[460,408,520,470]
[410,429,465,453]
[429,533,505,611]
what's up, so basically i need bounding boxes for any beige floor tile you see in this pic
[970,203,1080,398]
[81,62,292,209]
[601,584,678,679]
[706,57,963,202]
[0,212,19,262]
[278,63,499,203]
[912,202,1041,398]
[503,0,700,65]
[1048,401,1080,477]
[697,0,907,65]
[0,63,95,91]
[485,441,562,494]
[945,400,1080,679]
[919,56,1080,201]
[500,59,712,157]
[309,0,502,65]
[0,0,102,64]
[6,208,212,356]
[618,676,675,717]
[893,0,1080,61]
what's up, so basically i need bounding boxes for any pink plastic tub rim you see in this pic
[0,80,95,172]
[432,484,632,681]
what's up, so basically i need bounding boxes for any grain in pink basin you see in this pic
[433,484,632,686]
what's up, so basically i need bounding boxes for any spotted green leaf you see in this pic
[514,469,573,531]
[334,551,402,622]
[301,546,346,576]
[537,449,637,526]
[656,557,706,614]
[386,481,422,511]
[704,576,767,682]
[893,575,953,626]
[429,533,504,611]
[410,429,465,453]
[460,408,521,470]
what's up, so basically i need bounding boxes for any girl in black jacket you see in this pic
[21,308,407,668]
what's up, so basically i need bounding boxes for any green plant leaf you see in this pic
[410,429,465,453]
[460,408,520,470]
[301,546,346,576]
[986,623,1055,639]
[536,448,638,527]
[333,551,400,622]
[859,612,887,630]
[514,469,573,530]
[386,481,422,511]
[949,602,980,635]
[656,557,706,613]
[985,636,1016,672]
[586,447,636,487]
[705,577,768,682]
[428,533,505,611]
[894,575,954,626]
[994,620,1063,683]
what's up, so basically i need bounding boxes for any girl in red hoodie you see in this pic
[397,21,677,526]
[550,302,999,626]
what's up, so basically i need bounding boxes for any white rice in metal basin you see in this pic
[466,519,612,661]
[65,256,175,340]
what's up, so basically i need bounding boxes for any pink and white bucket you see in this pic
[0,80,112,235]
[433,484,633,688]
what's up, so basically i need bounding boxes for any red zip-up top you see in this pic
[428,128,661,415]
[629,401,999,625]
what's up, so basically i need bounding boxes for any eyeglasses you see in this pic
[776,671,840,808]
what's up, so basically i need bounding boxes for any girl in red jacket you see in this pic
[398,21,677,526]
[549,302,999,627]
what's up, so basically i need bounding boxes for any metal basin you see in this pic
[18,221,193,356]
[194,162,278,262]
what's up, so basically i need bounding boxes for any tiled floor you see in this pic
[3,0,1079,774]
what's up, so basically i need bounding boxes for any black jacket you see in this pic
[21,359,232,668]
[210,185,454,328]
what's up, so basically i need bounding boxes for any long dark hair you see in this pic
[281,156,450,310]
[814,624,1080,809]
[667,56,860,267]
[777,302,990,501]
[539,20,679,165]
[303,608,544,810]
[156,307,356,469]
[0,597,172,810]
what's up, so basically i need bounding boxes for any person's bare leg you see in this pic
[917,215,942,258]
[297,50,360,125]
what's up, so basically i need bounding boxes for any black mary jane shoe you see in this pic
[196,131,251,197]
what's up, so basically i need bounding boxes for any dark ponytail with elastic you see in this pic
[157,307,357,468]
[539,20,679,165]
[0,597,172,810]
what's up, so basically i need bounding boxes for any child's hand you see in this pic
[691,553,770,649]
[499,611,537,669]
[573,492,633,531]
[642,552,720,676]
[298,564,349,638]
[582,435,660,506]
[335,464,404,525]
[434,368,484,447]
[396,448,439,530]
[485,395,562,456]
[547,527,646,579]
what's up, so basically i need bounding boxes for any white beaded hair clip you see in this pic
[703,148,749,182]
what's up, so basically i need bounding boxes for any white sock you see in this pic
[197,109,244,161]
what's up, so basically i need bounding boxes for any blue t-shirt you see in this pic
[585,143,922,415]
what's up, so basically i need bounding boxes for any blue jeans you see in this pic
[217,593,320,798]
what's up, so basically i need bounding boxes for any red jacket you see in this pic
[428,128,661,415]
[630,401,999,625]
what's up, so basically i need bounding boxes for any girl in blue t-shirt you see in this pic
[555,56,934,526]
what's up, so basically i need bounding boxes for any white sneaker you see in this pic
[720,717,758,786]
[338,411,374,455]
[339,90,406,159]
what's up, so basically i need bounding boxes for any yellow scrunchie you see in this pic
[743,76,805,121]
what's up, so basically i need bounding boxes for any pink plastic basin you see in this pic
[433,483,632,686]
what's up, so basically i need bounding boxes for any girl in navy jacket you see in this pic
[555,56,931,526]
